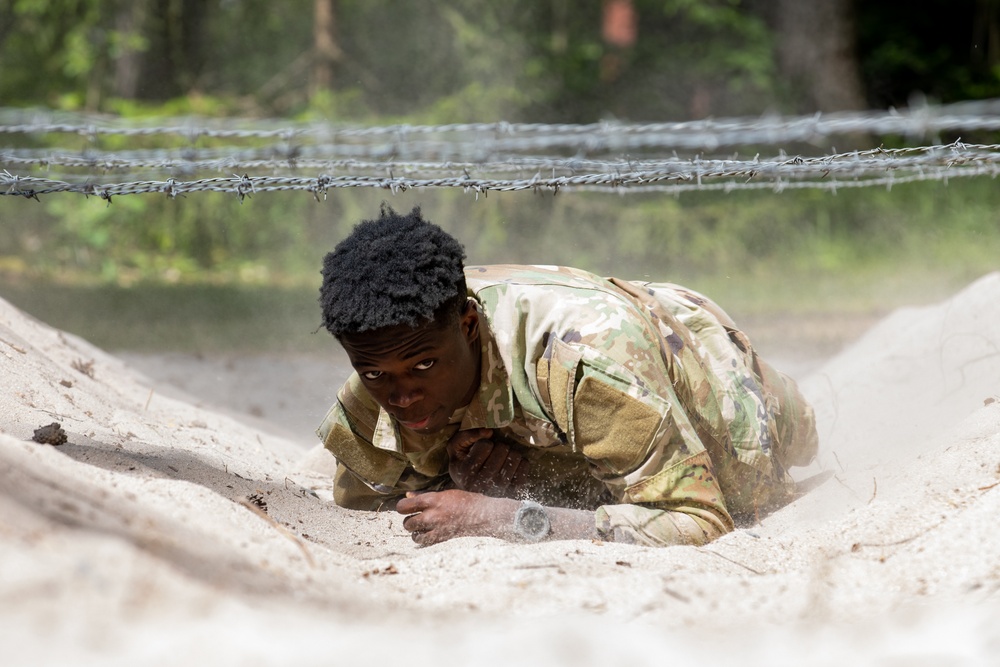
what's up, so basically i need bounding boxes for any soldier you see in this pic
[317,205,818,547]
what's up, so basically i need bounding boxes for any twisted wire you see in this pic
[2,100,999,198]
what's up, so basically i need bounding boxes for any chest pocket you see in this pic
[534,337,582,447]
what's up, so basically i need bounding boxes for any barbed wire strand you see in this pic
[3,98,1000,147]
[4,141,1000,176]
[3,155,997,202]
[3,100,999,199]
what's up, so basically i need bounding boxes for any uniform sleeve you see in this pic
[317,374,408,510]
[545,339,735,546]
[333,462,401,510]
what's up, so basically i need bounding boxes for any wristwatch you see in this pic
[513,500,551,542]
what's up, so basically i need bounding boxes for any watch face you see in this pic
[516,504,550,541]
[521,508,547,534]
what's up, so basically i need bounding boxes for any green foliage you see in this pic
[297,88,372,122]
[660,0,773,80]
[4,179,998,354]
[0,0,786,120]
[857,0,1000,107]
[417,81,532,124]
[198,0,313,101]
[1,0,149,109]
[3,171,998,293]
[2,0,998,119]
[2,0,1000,337]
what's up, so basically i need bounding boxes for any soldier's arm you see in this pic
[395,371,734,546]
[318,373,410,510]
[564,358,734,546]
[394,490,597,544]
[392,487,724,546]
[333,462,402,510]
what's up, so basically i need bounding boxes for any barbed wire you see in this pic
[2,100,999,199]
[3,142,997,201]
[5,141,1000,176]
[3,98,1000,152]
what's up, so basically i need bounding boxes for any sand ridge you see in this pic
[2,274,1000,665]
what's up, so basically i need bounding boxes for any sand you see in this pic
[2,273,1000,666]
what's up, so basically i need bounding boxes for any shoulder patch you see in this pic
[574,375,662,474]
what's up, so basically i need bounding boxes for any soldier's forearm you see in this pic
[470,499,598,542]
[473,499,599,542]
[544,506,601,541]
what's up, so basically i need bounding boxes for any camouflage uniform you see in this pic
[317,265,818,547]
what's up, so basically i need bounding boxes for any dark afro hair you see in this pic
[319,205,468,337]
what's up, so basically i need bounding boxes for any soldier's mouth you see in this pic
[399,414,433,430]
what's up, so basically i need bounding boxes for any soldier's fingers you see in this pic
[401,512,425,533]
[447,428,493,460]
[404,512,450,545]
[494,448,523,492]
[510,458,531,488]
[411,528,442,546]
[459,438,496,480]
[396,492,435,515]
[468,442,510,494]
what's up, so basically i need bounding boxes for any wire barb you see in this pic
[3,101,1000,199]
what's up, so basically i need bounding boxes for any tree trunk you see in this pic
[550,0,569,54]
[772,0,867,112]
[973,0,1000,67]
[312,0,340,95]
[113,0,149,99]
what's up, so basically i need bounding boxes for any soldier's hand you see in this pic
[447,428,529,496]
[397,490,519,545]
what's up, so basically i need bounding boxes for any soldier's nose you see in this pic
[388,386,421,408]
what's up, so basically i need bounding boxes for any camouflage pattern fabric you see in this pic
[317,264,818,546]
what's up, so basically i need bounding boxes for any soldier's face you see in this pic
[340,303,481,434]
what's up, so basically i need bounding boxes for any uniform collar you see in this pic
[461,305,515,429]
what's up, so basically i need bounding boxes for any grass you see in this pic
[1,177,997,357]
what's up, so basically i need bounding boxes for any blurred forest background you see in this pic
[1,0,999,358]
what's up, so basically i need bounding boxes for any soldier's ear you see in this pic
[460,300,480,343]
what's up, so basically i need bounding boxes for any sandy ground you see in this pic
[2,274,1000,665]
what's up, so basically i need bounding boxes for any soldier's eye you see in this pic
[362,370,383,380]
[414,359,435,371]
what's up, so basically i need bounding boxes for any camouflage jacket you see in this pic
[317,265,818,546]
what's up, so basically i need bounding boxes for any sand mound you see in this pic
[2,274,1000,665]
